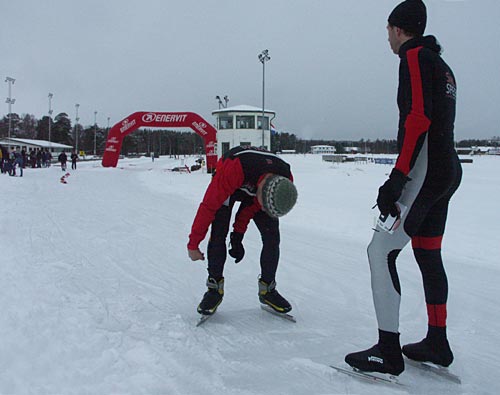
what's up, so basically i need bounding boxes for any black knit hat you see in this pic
[261,175,298,218]
[388,0,427,36]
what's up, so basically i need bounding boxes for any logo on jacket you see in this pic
[445,72,457,100]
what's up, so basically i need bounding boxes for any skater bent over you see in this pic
[188,146,298,316]
[345,0,462,376]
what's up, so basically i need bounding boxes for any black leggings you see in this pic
[207,197,280,283]
[368,141,462,333]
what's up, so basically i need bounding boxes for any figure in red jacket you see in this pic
[188,146,298,316]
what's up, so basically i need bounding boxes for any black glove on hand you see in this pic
[377,168,410,217]
[228,232,245,263]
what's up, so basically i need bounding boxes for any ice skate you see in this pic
[258,279,291,313]
[197,277,224,315]
[345,331,404,376]
[402,337,454,367]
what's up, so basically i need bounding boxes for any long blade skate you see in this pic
[330,365,404,386]
[405,359,461,384]
[260,304,296,322]
[196,314,212,327]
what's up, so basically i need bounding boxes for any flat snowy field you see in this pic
[1,153,499,394]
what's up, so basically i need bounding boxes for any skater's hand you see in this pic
[188,248,205,261]
[377,169,409,217]
[228,232,245,263]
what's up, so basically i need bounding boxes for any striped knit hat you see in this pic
[261,175,298,218]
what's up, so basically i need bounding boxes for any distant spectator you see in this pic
[58,150,68,171]
[0,145,4,174]
[21,149,27,169]
[29,149,37,168]
[11,148,24,177]
[46,149,52,167]
[71,150,78,170]
[36,149,42,168]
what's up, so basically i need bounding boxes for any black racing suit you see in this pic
[369,36,462,333]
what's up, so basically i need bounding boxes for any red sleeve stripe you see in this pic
[412,235,443,250]
[426,303,447,327]
[187,158,244,250]
[408,47,425,115]
[395,47,431,175]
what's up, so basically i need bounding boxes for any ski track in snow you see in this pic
[1,155,499,394]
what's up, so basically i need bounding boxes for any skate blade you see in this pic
[260,304,296,322]
[196,314,212,327]
[405,359,461,384]
[330,365,404,386]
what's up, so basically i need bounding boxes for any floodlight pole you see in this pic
[94,111,97,156]
[48,93,53,143]
[215,95,223,109]
[258,50,270,149]
[5,76,16,140]
[75,104,80,152]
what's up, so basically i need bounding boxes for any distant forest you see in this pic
[1,113,498,156]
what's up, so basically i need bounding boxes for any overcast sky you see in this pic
[1,0,498,140]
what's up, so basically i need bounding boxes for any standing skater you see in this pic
[188,146,298,316]
[71,150,78,170]
[58,150,68,171]
[345,0,462,376]
[12,148,24,177]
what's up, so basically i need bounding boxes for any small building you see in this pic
[311,145,336,154]
[0,137,73,155]
[344,146,360,154]
[212,105,275,157]
[471,146,499,155]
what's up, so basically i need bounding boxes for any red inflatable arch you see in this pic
[101,111,217,172]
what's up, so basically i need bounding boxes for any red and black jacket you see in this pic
[188,146,293,250]
[394,35,458,178]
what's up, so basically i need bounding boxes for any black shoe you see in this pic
[258,279,291,313]
[345,331,404,376]
[197,277,224,315]
[345,344,404,376]
[402,337,454,367]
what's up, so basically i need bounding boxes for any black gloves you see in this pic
[377,168,410,217]
[228,232,245,263]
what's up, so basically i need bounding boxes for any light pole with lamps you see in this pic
[258,50,270,148]
[106,116,110,142]
[215,95,229,110]
[94,111,98,156]
[75,104,80,153]
[5,76,16,140]
[215,95,223,109]
[48,93,53,143]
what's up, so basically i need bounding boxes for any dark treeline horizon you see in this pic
[1,113,498,156]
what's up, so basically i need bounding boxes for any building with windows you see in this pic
[212,105,275,156]
[311,145,336,154]
[0,137,73,155]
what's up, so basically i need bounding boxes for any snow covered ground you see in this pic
[1,153,499,394]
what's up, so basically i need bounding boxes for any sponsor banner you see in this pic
[120,119,136,134]
[142,113,188,124]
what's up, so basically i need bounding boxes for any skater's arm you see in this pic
[232,198,261,234]
[395,47,433,176]
[188,158,244,252]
